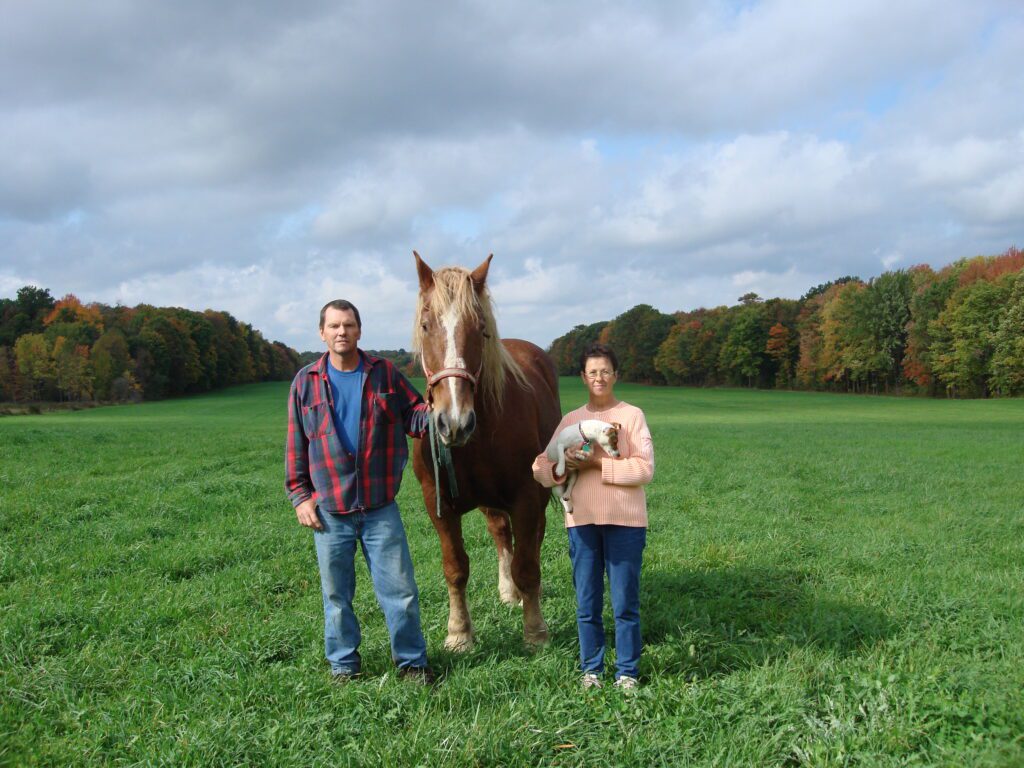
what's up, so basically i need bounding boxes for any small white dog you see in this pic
[545,420,620,513]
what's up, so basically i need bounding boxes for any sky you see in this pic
[2,1,1023,353]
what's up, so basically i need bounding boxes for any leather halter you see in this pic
[422,361,482,404]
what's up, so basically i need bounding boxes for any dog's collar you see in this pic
[578,422,589,445]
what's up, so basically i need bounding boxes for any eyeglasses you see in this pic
[584,370,615,380]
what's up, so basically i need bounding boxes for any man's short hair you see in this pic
[579,343,619,374]
[319,300,362,330]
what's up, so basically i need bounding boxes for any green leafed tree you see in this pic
[718,302,771,387]
[133,328,170,399]
[92,329,131,400]
[902,265,960,393]
[990,271,1024,396]
[547,322,609,375]
[142,315,202,396]
[0,286,55,347]
[14,333,54,400]
[867,270,913,390]
[931,276,1014,397]
[601,305,674,383]
[52,336,93,402]
[655,316,702,386]
[0,346,15,401]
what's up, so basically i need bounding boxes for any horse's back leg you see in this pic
[482,507,523,606]
[509,489,549,647]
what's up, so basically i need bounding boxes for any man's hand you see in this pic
[295,498,323,530]
[564,442,602,471]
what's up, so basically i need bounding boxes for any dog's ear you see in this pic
[610,422,621,432]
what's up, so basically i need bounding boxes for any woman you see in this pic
[532,343,654,690]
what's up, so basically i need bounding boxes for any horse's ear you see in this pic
[414,250,434,290]
[469,254,493,291]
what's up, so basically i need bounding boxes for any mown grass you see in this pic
[1,381,1022,767]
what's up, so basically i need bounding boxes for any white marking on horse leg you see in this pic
[445,582,475,651]
[497,547,522,605]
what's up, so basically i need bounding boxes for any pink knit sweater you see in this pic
[532,401,654,528]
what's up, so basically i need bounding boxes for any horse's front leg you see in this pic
[482,507,522,606]
[413,442,475,652]
[509,489,549,647]
[428,509,475,651]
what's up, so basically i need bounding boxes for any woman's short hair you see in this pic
[579,343,619,374]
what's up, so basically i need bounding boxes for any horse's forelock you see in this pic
[412,265,527,406]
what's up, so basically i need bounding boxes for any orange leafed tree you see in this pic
[765,322,793,386]
[956,247,1024,287]
[43,294,104,332]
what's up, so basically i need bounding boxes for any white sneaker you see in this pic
[614,675,639,691]
[581,672,603,689]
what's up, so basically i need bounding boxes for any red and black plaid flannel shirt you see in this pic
[285,350,430,514]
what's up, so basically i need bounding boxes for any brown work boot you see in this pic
[398,666,437,685]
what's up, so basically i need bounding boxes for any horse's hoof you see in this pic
[445,633,475,652]
[524,627,549,648]
[499,586,524,606]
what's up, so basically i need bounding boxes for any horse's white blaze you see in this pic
[441,303,464,421]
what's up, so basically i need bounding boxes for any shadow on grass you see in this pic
[641,566,894,680]
[428,621,565,677]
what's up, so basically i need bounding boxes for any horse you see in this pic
[410,251,561,651]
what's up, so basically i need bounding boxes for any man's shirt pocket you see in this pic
[301,402,334,439]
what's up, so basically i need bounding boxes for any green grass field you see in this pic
[2,381,1023,767]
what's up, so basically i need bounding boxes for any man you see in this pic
[285,299,435,684]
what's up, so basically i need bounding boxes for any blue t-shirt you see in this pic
[326,358,365,455]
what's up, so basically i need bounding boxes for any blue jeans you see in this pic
[567,524,646,680]
[313,501,429,674]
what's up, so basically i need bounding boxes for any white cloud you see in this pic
[0,0,1021,353]
[881,251,903,270]
[600,132,876,256]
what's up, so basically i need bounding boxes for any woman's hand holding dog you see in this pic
[564,442,603,471]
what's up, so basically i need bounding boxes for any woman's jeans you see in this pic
[567,524,646,680]
[313,502,429,674]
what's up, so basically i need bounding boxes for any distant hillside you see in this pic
[548,247,1024,398]
[298,348,421,378]
[0,287,300,404]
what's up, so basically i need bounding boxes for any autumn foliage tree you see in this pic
[766,322,794,387]
[14,333,53,400]
[1,288,300,404]
[546,246,1024,398]
[600,304,674,383]
[990,271,1024,396]
[547,322,609,375]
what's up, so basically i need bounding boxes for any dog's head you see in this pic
[602,422,621,456]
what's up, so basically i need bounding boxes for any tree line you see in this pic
[297,348,418,376]
[0,288,301,403]
[548,248,1024,398]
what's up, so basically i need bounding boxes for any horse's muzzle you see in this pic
[436,409,477,447]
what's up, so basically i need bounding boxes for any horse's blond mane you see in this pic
[412,266,528,406]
